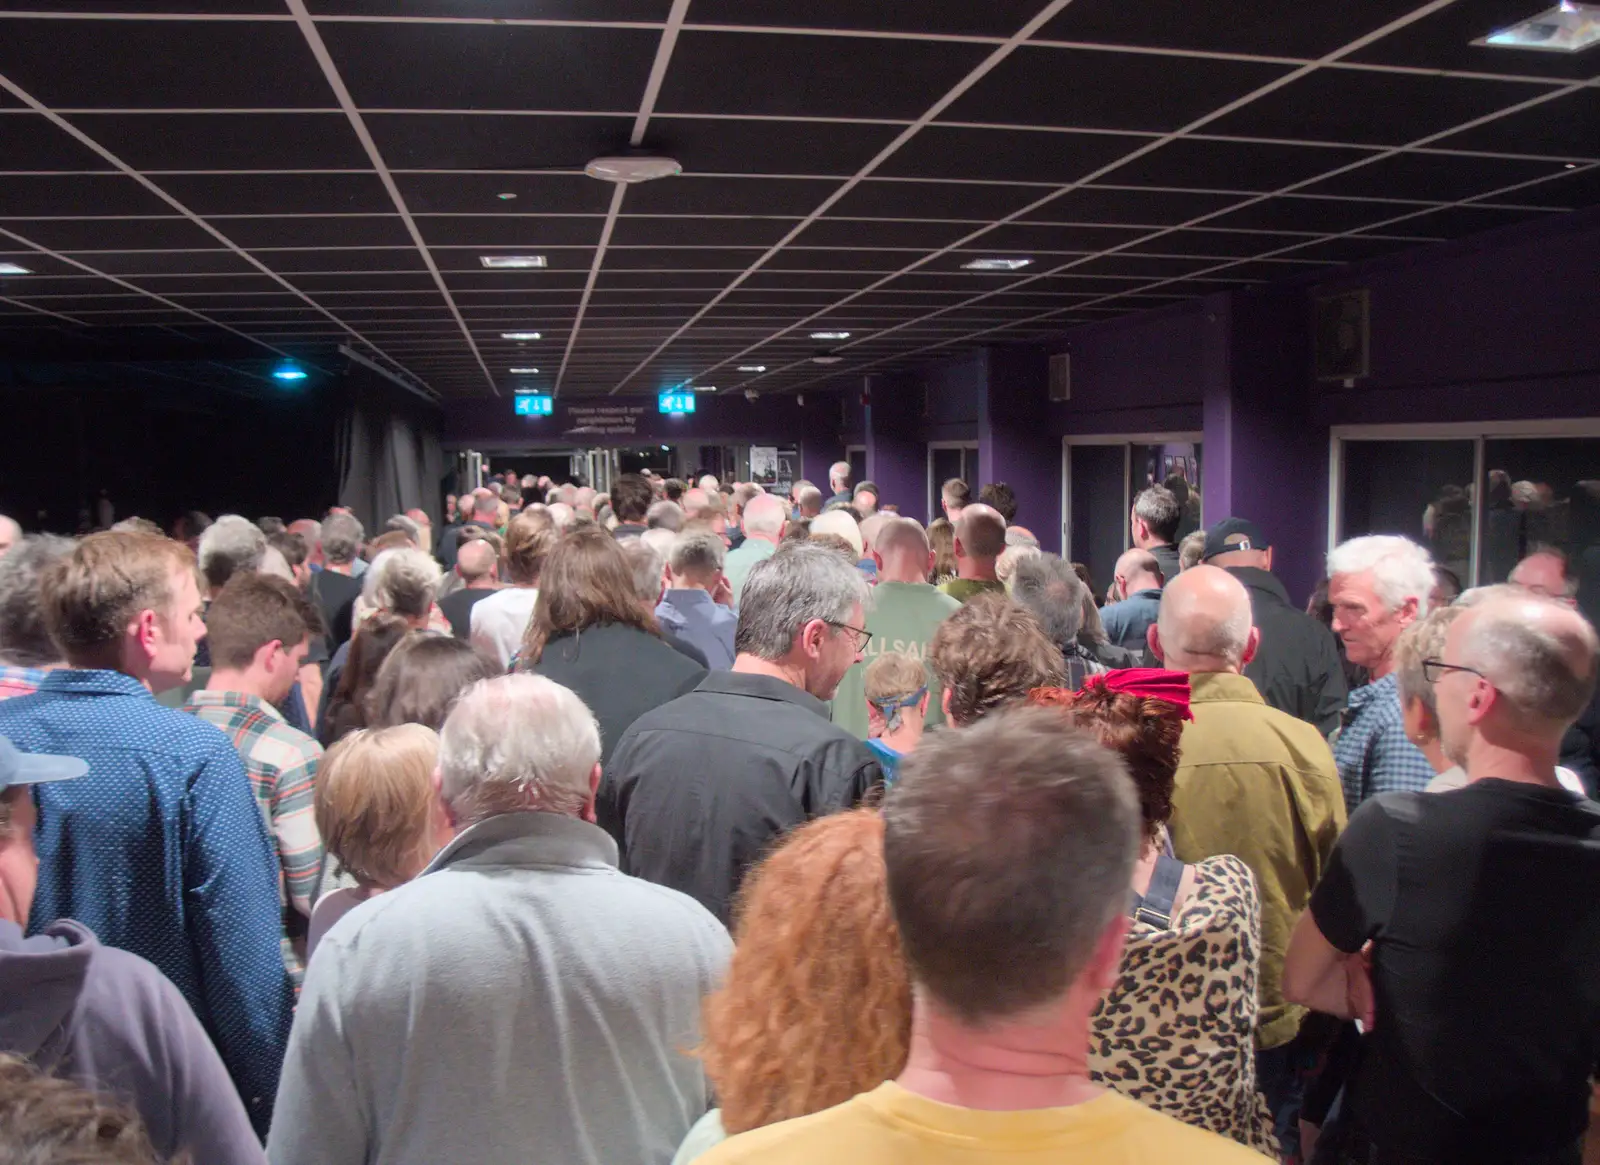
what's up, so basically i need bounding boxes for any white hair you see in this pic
[646,500,684,532]
[438,674,601,825]
[365,547,442,620]
[810,510,864,557]
[197,514,266,588]
[639,528,677,560]
[258,545,294,582]
[829,461,851,488]
[697,474,720,492]
[742,494,787,537]
[1327,534,1435,618]
[547,502,576,529]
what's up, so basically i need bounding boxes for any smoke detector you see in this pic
[584,154,683,184]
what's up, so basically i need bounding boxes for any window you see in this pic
[1063,435,1202,599]
[1332,424,1600,621]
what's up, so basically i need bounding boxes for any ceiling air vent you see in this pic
[1048,352,1071,402]
[1314,289,1371,382]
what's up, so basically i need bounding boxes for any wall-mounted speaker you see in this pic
[1314,289,1370,382]
[1048,352,1071,402]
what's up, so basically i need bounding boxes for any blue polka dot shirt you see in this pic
[0,669,294,1135]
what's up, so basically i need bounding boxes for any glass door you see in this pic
[1063,434,1202,600]
[927,443,979,525]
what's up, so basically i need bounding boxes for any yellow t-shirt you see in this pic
[697,1081,1269,1164]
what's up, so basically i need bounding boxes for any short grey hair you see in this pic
[438,674,601,825]
[1132,486,1181,543]
[366,548,441,619]
[829,460,851,488]
[639,528,676,561]
[1458,596,1600,726]
[197,514,267,591]
[618,540,666,604]
[742,494,787,537]
[1010,554,1087,646]
[796,485,823,513]
[321,513,365,566]
[0,534,74,666]
[385,514,421,542]
[735,542,870,660]
[1394,605,1463,719]
[1327,534,1435,618]
[646,500,684,532]
[1005,527,1039,549]
[669,528,726,577]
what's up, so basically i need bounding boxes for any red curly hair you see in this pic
[700,810,912,1134]
[1028,685,1184,846]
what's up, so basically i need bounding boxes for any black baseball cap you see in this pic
[1201,518,1270,562]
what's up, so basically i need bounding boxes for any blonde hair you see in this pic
[315,724,441,890]
[996,543,1041,588]
[865,651,925,703]
[44,532,196,669]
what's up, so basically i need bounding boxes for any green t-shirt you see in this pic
[938,577,1006,603]
[831,581,963,740]
[725,539,778,607]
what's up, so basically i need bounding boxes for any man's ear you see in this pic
[941,686,953,719]
[1147,623,1165,662]
[1241,625,1261,667]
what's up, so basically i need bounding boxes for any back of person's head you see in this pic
[438,674,600,825]
[865,651,929,736]
[1394,605,1463,729]
[110,517,162,537]
[1132,485,1181,545]
[320,513,365,566]
[885,706,1139,1025]
[205,572,323,671]
[668,528,726,587]
[503,509,557,587]
[257,516,286,537]
[1162,473,1191,509]
[977,482,1017,524]
[470,491,502,523]
[645,500,684,532]
[42,532,195,670]
[0,1054,169,1165]
[1452,591,1600,735]
[995,544,1040,587]
[663,478,686,504]
[828,460,851,491]
[0,535,74,668]
[268,530,308,573]
[325,614,410,743]
[953,503,1006,563]
[1004,526,1039,550]
[796,484,823,517]
[455,537,499,584]
[316,723,442,891]
[1178,530,1207,572]
[872,517,930,579]
[1153,564,1255,672]
[366,530,414,559]
[1030,678,1188,848]
[1510,547,1578,602]
[1326,534,1435,617]
[702,810,911,1135]
[639,526,676,561]
[1115,548,1163,593]
[743,493,788,539]
[384,514,421,545]
[196,514,266,592]
[808,509,863,557]
[941,478,970,512]
[619,539,667,607]
[522,526,657,664]
[367,633,501,732]
[928,593,1063,726]
[366,548,441,621]
[852,481,880,510]
[1009,554,1088,648]
[926,517,956,579]
[736,542,870,662]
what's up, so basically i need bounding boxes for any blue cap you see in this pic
[0,735,88,789]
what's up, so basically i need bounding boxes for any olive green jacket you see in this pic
[1168,671,1347,1050]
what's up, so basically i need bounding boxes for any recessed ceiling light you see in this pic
[737,365,767,372]
[1566,162,1580,168]
[585,154,683,184]
[963,257,1034,271]
[811,354,844,365]
[480,255,547,269]
[1476,2,1600,51]
[272,362,308,382]
[693,385,718,392]
[509,367,540,374]
[0,263,32,275]
[810,331,850,341]
[497,192,517,200]
[501,332,542,341]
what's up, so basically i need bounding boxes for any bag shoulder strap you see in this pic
[1129,854,1186,930]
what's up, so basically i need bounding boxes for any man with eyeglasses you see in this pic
[1285,585,1600,1165]
[602,543,883,925]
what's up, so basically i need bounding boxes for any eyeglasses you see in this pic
[1421,658,1487,684]
[825,620,873,652]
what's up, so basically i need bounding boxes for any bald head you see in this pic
[874,517,932,583]
[1153,564,1257,673]
[742,493,788,541]
[1113,548,1164,596]
[954,503,1006,562]
[456,538,499,585]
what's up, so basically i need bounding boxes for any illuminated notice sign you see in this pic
[513,393,553,416]
[658,391,696,414]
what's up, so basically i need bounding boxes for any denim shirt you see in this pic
[0,669,294,1134]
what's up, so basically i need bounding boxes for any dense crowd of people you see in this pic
[0,462,1597,1165]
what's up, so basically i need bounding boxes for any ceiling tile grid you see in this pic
[0,1,1593,398]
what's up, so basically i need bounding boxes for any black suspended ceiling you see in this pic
[0,0,1595,399]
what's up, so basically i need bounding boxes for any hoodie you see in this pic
[0,919,265,1165]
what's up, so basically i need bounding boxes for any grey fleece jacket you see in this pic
[0,918,265,1165]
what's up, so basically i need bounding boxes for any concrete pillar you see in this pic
[865,373,924,519]
[979,347,1059,542]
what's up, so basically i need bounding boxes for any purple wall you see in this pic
[1045,300,1211,435]
[981,346,1060,540]
[866,372,926,523]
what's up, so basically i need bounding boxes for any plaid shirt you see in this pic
[0,663,46,702]
[1332,672,1436,812]
[182,690,324,980]
[1063,642,1110,692]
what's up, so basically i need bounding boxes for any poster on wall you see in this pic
[750,446,797,498]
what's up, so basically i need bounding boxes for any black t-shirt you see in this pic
[1311,780,1600,1162]
[437,587,492,641]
